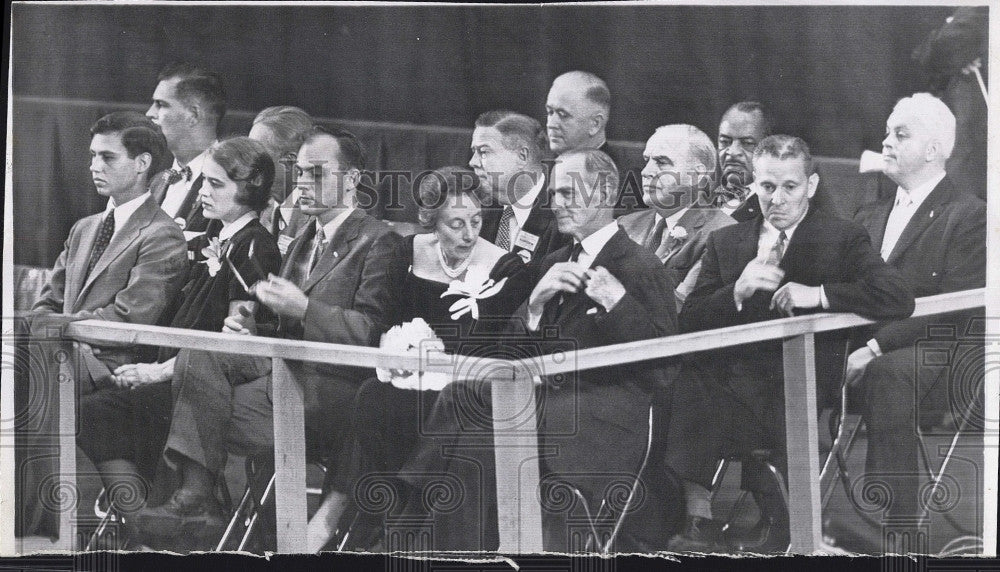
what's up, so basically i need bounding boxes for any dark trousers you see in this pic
[385,377,682,552]
[162,349,274,478]
[860,342,984,518]
[664,357,786,492]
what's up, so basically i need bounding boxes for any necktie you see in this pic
[765,230,787,266]
[86,210,116,278]
[495,206,515,251]
[646,217,667,251]
[310,226,327,272]
[166,165,193,186]
[568,241,584,263]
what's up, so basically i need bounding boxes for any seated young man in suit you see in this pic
[16,111,189,537]
[470,110,570,264]
[846,93,986,544]
[663,135,914,553]
[130,126,401,550]
[619,124,735,309]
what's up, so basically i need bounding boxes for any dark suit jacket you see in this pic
[854,175,986,352]
[525,230,678,483]
[727,183,837,223]
[618,206,736,308]
[480,176,570,265]
[33,194,190,371]
[681,206,914,389]
[275,209,402,452]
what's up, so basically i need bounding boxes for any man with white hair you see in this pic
[618,124,736,309]
[848,92,985,532]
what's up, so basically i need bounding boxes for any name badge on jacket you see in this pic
[513,230,540,262]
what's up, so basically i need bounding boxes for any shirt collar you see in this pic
[105,192,150,228]
[510,173,546,227]
[761,206,807,243]
[316,207,355,242]
[218,211,257,242]
[895,171,945,210]
[171,143,216,181]
[655,206,690,230]
[578,220,620,261]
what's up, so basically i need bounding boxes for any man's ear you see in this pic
[925,139,942,163]
[807,172,819,199]
[589,111,607,137]
[345,167,361,191]
[134,151,152,176]
[518,145,530,163]
[186,101,202,126]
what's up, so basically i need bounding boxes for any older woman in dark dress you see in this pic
[305,166,535,551]
[77,137,282,530]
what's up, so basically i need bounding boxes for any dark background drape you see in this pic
[11,4,956,267]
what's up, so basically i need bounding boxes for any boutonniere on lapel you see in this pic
[440,266,509,320]
[668,225,689,247]
[200,237,226,277]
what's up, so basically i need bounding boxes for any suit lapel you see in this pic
[279,219,316,280]
[75,198,155,308]
[731,217,762,279]
[300,210,365,293]
[661,208,708,264]
[66,214,102,309]
[863,200,893,254]
[886,178,953,265]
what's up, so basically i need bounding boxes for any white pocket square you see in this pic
[586,307,599,315]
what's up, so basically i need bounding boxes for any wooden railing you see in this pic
[10,288,988,553]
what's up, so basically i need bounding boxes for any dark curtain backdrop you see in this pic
[11,4,954,266]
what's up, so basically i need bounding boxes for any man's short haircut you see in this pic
[90,111,172,180]
[475,110,548,163]
[158,62,227,124]
[556,70,611,114]
[891,93,957,160]
[252,106,313,160]
[724,101,775,137]
[302,125,366,171]
[753,134,815,175]
[558,148,620,202]
[207,136,276,213]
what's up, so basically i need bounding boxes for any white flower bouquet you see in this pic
[376,318,452,391]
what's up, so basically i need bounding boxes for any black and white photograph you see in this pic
[1,0,996,564]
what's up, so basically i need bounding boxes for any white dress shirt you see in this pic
[103,191,151,236]
[504,174,547,251]
[879,171,945,261]
[160,146,214,218]
[735,209,828,311]
[308,207,355,269]
[527,221,620,330]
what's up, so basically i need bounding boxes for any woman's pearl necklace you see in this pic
[437,240,474,279]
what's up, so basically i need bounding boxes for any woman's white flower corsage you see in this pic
[440,265,508,320]
[200,237,225,277]
[376,318,452,391]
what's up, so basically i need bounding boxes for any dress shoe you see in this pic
[666,516,728,552]
[130,489,226,552]
[726,516,790,553]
